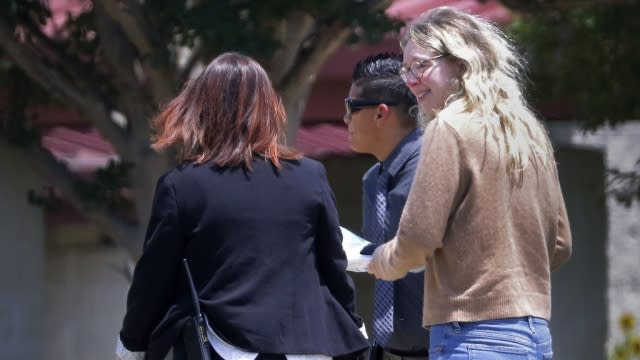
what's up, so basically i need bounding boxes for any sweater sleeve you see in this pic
[370,119,466,280]
[551,182,572,270]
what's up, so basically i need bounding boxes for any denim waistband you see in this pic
[429,316,548,326]
[450,316,549,325]
[430,316,549,338]
[428,316,553,357]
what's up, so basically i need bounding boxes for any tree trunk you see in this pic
[284,86,313,145]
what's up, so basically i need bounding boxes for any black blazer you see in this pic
[120,158,368,359]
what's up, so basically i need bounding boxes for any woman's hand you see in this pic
[368,245,398,280]
[367,241,414,281]
[367,246,383,279]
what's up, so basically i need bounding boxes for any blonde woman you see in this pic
[367,7,572,360]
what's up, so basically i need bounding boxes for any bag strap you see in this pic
[183,258,203,316]
[182,259,211,360]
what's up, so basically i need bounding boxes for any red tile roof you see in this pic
[42,126,117,174]
[386,0,511,24]
[42,122,353,173]
[294,123,354,158]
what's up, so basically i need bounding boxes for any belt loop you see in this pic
[452,321,462,334]
[528,316,536,333]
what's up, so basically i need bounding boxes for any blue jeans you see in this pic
[428,317,553,359]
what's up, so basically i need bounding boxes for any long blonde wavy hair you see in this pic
[402,7,554,186]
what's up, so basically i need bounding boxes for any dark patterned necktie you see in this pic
[372,169,393,345]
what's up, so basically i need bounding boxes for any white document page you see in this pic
[340,226,425,274]
[340,226,372,273]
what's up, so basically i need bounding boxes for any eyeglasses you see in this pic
[399,54,446,83]
[344,98,399,117]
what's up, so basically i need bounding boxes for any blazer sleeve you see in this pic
[314,164,363,327]
[119,174,186,351]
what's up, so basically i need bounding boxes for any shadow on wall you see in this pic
[322,154,377,329]
[0,145,46,360]
[552,147,608,360]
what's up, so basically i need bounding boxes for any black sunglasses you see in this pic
[344,98,399,117]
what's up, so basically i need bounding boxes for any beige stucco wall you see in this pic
[44,222,131,360]
[0,145,45,360]
[549,120,640,355]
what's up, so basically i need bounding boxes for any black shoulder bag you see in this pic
[182,258,212,360]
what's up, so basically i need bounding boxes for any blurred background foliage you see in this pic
[0,0,401,254]
[508,2,640,129]
[507,1,640,205]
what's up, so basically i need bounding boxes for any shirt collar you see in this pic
[380,128,422,177]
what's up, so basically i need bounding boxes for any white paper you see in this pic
[115,338,144,360]
[359,323,368,339]
[341,226,373,272]
[340,226,425,273]
[341,226,425,274]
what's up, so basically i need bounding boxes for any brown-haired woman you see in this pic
[117,52,369,360]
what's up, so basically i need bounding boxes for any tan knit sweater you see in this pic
[370,115,572,326]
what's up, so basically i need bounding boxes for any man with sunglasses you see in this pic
[344,53,429,360]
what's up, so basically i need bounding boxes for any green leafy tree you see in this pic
[0,0,398,256]
[505,1,640,205]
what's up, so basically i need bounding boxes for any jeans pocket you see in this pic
[467,344,529,359]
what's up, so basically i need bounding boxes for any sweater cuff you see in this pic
[371,240,409,281]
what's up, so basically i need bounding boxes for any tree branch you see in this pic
[96,0,153,57]
[20,14,100,93]
[278,21,351,141]
[265,12,315,86]
[177,41,204,85]
[92,2,144,96]
[278,21,351,99]
[95,0,175,106]
[143,61,176,108]
[0,18,130,156]
[0,134,142,257]
[18,16,124,126]
[92,2,166,141]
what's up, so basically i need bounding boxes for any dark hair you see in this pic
[151,52,300,169]
[351,53,418,124]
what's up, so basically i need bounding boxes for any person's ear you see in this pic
[375,104,390,123]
